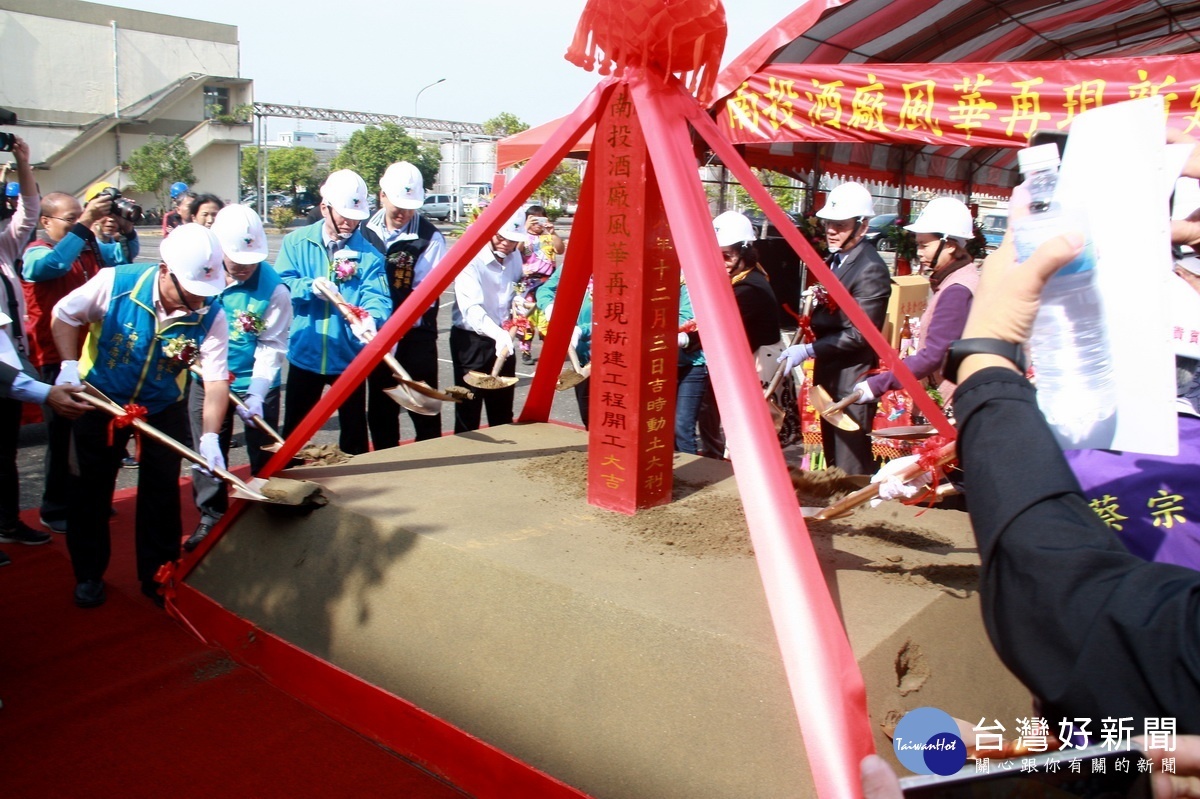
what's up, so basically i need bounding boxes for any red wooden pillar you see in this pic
[586,83,679,514]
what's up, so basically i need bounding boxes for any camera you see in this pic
[96,186,144,225]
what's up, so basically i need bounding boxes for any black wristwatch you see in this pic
[944,338,1028,384]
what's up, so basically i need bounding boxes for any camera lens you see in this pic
[0,132,15,153]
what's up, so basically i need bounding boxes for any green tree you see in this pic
[124,136,196,210]
[241,146,319,194]
[329,123,441,194]
[482,112,529,137]
[731,169,803,216]
[533,160,583,208]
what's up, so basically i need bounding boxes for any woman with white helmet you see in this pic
[692,212,788,456]
[851,196,979,410]
[778,182,892,474]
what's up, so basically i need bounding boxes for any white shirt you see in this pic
[52,267,230,382]
[451,246,523,336]
[224,274,292,387]
[0,315,47,404]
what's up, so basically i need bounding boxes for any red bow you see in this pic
[107,403,148,460]
[903,435,958,510]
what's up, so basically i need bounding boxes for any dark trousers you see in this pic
[66,401,187,584]
[0,396,21,530]
[189,380,281,524]
[574,377,590,429]
[283,363,369,455]
[37,363,72,522]
[449,326,516,433]
[367,327,442,448]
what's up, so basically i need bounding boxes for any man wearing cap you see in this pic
[50,223,231,608]
[23,187,141,534]
[359,161,446,446]
[450,211,525,432]
[276,169,390,455]
[184,205,292,553]
[778,182,891,475]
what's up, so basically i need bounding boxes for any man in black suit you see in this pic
[779,182,891,474]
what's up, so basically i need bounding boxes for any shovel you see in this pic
[314,282,450,416]
[465,344,520,390]
[808,439,957,521]
[189,366,285,453]
[79,383,323,507]
[556,345,591,391]
[809,385,861,432]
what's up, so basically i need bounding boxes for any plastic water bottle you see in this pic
[1012,144,1118,449]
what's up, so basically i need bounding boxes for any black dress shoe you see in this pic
[74,579,106,608]
[141,580,165,609]
[184,521,214,553]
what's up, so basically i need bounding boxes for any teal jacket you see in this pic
[275,221,391,375]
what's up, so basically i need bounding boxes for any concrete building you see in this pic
[0,0,252,211]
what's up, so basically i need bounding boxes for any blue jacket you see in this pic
[82,264,220,413]
[275,221,391,375]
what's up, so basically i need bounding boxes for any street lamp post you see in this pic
[414,78,446,117]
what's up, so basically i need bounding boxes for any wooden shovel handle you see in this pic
[319,283,427,386]
[79,384,261,496]
[822,390,863,418]
[189,365,287,446]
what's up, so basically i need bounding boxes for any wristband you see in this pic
[944,338,1028,384]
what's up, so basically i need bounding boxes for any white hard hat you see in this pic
[160,223,226,297]
[906,197,975,241]
[210,204,268,265]
[320,169,370,220]
[713,211,756,247]
[816,182,875,220]
[496,208,528,242]
[379,161,425,210]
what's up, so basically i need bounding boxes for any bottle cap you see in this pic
[1018,143,1060,175]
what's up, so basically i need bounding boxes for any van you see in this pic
[421,194,454,221]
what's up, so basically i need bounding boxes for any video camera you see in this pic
[95,186,144,226]
[0,107,17,153]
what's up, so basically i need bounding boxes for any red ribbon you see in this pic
[107,403,148,460]
[348,304,371,321]
[904,435,958,509]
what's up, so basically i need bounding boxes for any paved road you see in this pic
[16,224,583,516]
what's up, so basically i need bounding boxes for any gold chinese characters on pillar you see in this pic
[587,85,680,514]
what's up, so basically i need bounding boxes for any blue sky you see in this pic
[100,0,791,132]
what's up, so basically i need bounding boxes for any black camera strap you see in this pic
[0,269,25,355]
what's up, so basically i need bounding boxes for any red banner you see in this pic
[715,53,1200,149]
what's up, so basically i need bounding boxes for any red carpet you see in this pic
[0,484,465,798]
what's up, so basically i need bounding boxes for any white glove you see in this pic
[570,325,583,349]
[677,332,690,348]
[311,277,338,301]
[56,360,81,386]
[853,380,875,404]
[777,343,813,372]
[869,455,932,507]
[236,393,264,424]
[349,312,377,340]
[492,333,515,359]
[197,432,225,476]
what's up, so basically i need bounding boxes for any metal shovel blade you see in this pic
[465,357,519,390]
[236,476,326,507]
[556,368,587,391]
[810,385,860,432]
[384,382,441,416]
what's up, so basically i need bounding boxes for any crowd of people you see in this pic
[4,125,1200,790]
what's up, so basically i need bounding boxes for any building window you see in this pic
[204,86,230,119]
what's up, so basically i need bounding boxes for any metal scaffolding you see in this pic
[251,102,488,135]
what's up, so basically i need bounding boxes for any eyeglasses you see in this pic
[44,216,80,225]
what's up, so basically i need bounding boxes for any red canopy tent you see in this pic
[709,0,1200,195]
[495,116,595,170]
